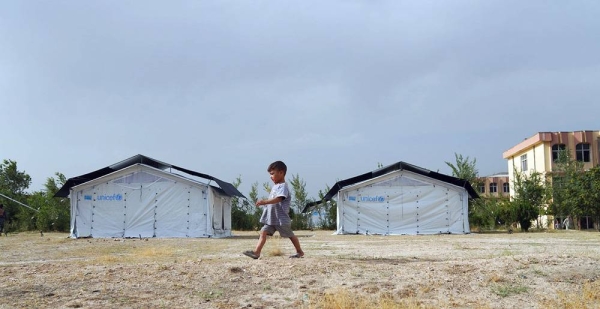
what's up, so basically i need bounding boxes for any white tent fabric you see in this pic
[69,164,232,238]
[335,170,470,235]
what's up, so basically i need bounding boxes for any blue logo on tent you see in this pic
[348,196,356,201]
[97,194,123,201]
[360,196,386,202]
[84,195,92,200]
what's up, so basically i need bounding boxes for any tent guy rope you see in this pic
[0,193,39,212]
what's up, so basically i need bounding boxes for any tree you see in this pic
[289,174,309,230]
[317,185,337,230]
[230,175,252,230]
[248,182,259,205]
[548,149,587,228]
[469,196,508,231]
[0,159,33,232]
[0,159,32,195]
[445,153,487,230]
[581,166,600,230]
[247,182,262,230]
[37,173,70,232]
[511,170,549,231]
[445,153,479,185]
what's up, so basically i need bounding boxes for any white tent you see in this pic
[55,155,245,238]
[303,162,478,235]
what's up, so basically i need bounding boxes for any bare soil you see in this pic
[1,230,599,308]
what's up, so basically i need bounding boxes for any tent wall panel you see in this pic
[188,187,208,237]
[122,184,155,238]
[68,164,233,238]
[335,170,470,235]
[154,183,192,238]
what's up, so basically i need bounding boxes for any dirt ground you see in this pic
[1,229,599,309]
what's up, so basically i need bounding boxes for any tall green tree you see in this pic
[28,173,70,232]
[247,182,262,230]
[289,174,309,230]
[511,170,549,231]
[317,185,337,230]
[0,159,32,195]
[445,153,485,230]
[445,153,479,185]
[581,166,600,230]
[248,182,259,205]
[230,175,253,230]
[0,159,33,232]
[548,149,586,225]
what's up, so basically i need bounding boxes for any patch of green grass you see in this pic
[532,268,547,276]
[491,283,528,297]
[198,289,223,300]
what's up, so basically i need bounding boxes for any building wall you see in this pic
[478,174,510,198]
[503,130,600,197]
[502,131,600,230]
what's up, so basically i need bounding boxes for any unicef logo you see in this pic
[97,194,123,201]
[349,195,386,202]
[361,196,386,202]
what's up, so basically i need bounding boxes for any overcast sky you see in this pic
[1,1,599,198]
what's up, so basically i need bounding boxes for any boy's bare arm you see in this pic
[256,197,284,206]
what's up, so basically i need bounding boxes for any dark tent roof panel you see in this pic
[302,161,479,213]
[55,154,245,198]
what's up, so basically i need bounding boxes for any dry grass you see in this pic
[539,281,600,308]
[1,230,600,308]
[303,288,431,309]
[267,235,285,257]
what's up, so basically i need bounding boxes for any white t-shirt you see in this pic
[259,182,291,225]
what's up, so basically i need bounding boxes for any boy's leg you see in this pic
[277,225,304,257]
[289,235,304,257]
[254,230,269,256]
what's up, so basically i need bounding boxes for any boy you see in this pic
[243,161,304,259]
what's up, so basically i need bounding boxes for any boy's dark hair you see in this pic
[267,161,287,175]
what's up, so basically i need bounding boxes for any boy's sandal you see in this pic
[243,250,259,259]
[289,253,304,258]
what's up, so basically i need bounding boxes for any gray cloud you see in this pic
[1,1,599,196]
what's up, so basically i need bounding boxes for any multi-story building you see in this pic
[503,131,600,185]
[478,172,510,198]
[502,130,600,229]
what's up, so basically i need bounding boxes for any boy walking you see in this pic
[243,161,304,259]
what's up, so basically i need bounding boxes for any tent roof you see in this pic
[302,161,479,213]
[54,154,245,198]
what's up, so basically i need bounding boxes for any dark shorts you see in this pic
[260,224,295,238]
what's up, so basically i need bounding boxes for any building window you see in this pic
[489,183,497,193]
[576,143,590,162]
[552,144,566,162]
[503,183,509,193]
[521,154,528,171]
[479,184,485,194]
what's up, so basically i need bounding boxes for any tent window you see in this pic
[113,171,168,184]
[375,175,429,187]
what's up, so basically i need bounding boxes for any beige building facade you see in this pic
[503,131,600,194]
[478,172,510,198]
[502,130,600,229]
